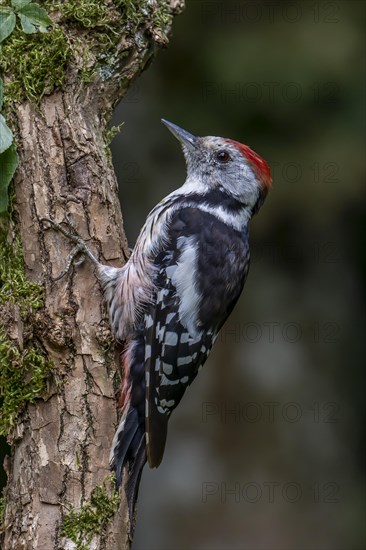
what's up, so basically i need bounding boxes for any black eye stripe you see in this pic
[215,150,231,163]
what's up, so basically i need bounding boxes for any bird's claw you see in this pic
[41,216,100,281]
[41,216,80,245]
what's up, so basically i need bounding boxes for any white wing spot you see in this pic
[162,362,173,375]
[145,314,154,328]
[156,324,165,342]
[157,288,169,301]
[165,332,178,346]
[160,374,179,386]
[155,358,161,372]
[145,345,152,360]
[160,399,175,408]
[177,356,191,366]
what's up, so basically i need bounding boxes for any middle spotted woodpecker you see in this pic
[44,119,272,532]
[101,119,272,524]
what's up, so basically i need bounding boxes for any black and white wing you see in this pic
[144,207,250,467]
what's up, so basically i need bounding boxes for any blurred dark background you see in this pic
[110,1,365,549]
[1,1,364,549]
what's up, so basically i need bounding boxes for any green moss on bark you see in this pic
[0,332,53,435]
[61,474,120,550]
[0,228,51,436]
[0,233,43,315]
[60,0,112,28]
[0,0,177,105]
[117,0,172,35]
[0,27,70,105]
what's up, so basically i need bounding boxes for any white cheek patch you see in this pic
[197,203,250,230]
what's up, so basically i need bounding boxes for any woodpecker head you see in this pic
[162,119,272,214]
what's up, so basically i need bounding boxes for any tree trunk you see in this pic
[0,2,184,549]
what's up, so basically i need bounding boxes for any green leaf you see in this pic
[11,0,32,10]
[0,78,3,111]
[0,11,16,43]
[0,144,18,214]
[18,3,52,34]
[0,114,13,154]
[17,13,34,33]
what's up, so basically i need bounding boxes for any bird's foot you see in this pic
[41,215,99,281]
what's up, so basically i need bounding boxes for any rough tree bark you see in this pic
[0,1,184,549]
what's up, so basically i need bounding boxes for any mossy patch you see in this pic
[48,1,121,84]
[61,474,120,550]
[0,332,53,435]
[150,0,172,32]
[60,0,112,29]
[0,26,70,105]
[104,122,124,157]
[0,226,51,436]
[117,0,172,36]
[115,0,145,27]
[0,232,44,315]
[0,0,176,105]
[37,1,176,88]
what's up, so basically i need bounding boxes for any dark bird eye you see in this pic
[215,150,231,163]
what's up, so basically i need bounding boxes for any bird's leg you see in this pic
[42,215,100,281]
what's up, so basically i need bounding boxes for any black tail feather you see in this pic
[110,404,147,538]
[111,407,140,487]
[125,434,147,534]
[110,333,147,537]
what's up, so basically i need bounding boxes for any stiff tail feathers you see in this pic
[110,405,147,536]
[125,432,147,528]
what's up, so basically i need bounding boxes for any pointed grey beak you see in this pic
[161,119,197,150]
